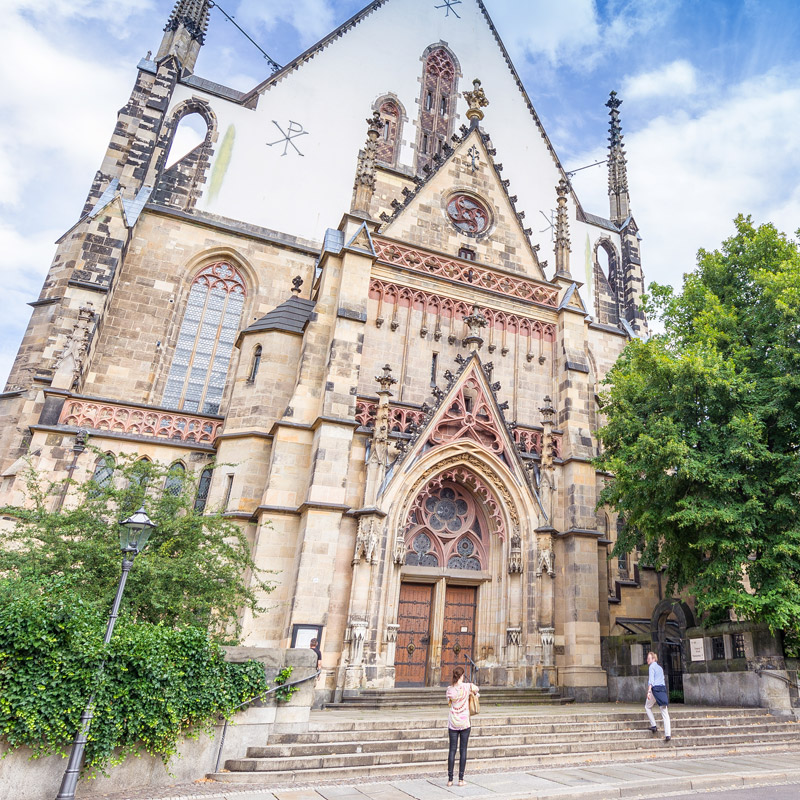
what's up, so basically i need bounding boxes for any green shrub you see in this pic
[0,577,267,775]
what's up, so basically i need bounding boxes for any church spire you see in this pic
[156,0,211,73]
[606,91,630,223]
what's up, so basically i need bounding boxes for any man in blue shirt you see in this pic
[645,651,671,741]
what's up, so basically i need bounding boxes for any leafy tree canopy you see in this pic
[0,453,272,643]
[596,216,800,635]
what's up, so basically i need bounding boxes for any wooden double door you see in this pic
[394,582,477,686]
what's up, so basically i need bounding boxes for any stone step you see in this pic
[210,739,800,785]
[251,722,800,757]
[305,707,770,733]
[295,714,776,741]
[326,697,573,710]
[227,729,800,773]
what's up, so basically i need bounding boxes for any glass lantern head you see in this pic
[118,505,156,553]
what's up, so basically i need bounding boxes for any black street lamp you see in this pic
[55,505,156,800]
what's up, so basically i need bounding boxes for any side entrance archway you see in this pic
[650,598,695,703]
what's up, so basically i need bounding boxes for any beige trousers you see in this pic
[645,691,671,737]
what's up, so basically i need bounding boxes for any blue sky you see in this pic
[1,0,799,384]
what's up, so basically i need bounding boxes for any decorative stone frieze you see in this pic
[58,398,222,443]
[373,239,559,307]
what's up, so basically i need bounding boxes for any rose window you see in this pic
[404,482,486,570]
[446,194,490,235]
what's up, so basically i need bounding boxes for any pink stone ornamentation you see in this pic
[403,480,489,569]
[427,374,505,456]
[369,278,555,340]
[58,399,222,443]
[373,238,558,307]
[355,400,425,434]
[192,261,247,296]
[513,426,562,458]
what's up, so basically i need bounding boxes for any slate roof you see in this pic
[242,296,316,335]
[581,211,619,232]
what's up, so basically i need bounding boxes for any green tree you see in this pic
[596,216,800,638]
[0,453,272,642]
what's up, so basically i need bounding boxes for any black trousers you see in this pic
[447,727,471,780]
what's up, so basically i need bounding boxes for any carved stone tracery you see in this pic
[427,373,505,458]
[403,480,488,569]
[373,238,559,307]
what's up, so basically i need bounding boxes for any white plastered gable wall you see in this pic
[165,0,624,312]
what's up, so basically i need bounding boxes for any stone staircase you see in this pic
[210,706,800,785]
[327,686,573,709]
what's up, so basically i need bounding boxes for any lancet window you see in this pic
[415,47,458,174]
[375,98,403,167]
[163,262,247,415]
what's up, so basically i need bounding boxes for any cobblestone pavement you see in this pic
[78,752,800,800]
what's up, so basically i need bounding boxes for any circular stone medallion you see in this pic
[446,194,490,235]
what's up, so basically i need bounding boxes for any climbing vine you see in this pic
[0,577,267,775]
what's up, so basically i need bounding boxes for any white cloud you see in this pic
[8,0,153,28]
[570,67,800,295]
[0,224,61,385]
[488,0,678,70]
[0,15,134,206]
[622,60,698,101]
[235,0,338,48]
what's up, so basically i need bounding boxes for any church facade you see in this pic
[0,0,660,701]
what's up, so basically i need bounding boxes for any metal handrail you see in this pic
[464,654,479,686]
[754,666,800,692]
[213,669,320,773]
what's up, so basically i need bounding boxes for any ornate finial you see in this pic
[291,275,303,295]
[352,112,385,216]
[463,78,489,124]
[606,90,630,222]
[554,179,571,278]
[366,110,383,141]
[540,396,556,424]
[462,304,487,351]
[157,0,212,71]
[375,364,397,396]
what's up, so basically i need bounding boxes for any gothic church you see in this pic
[0,0,659,701]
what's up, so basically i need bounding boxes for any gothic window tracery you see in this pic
[403,481,487,570]
[415,46,458,174]
[194,466,213,512]
[89,453,115,496]
[163,262,247,415]
[164,462,186,496]
[374,98,403,167]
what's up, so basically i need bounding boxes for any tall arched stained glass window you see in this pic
[415,46,458,175]
[163,262,247,414]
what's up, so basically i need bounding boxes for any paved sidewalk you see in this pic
[80,752,800,800]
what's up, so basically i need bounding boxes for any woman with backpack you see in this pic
[446,666,480,786]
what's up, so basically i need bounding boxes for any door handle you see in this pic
[420,635,430,645]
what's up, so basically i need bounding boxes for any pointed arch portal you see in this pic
[394,461,511,686]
